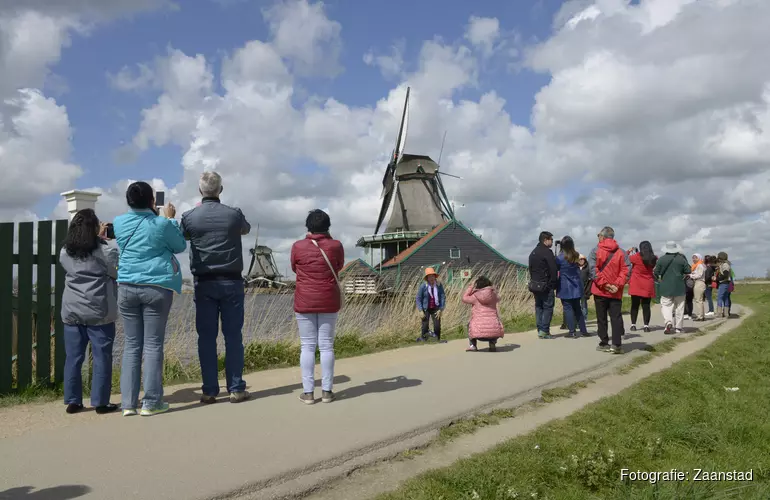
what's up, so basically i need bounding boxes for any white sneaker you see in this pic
[705,311,715,317]
[123,409,137,417]
[675,329,684,334]
[140,402,170,416]
[683,315,691,320]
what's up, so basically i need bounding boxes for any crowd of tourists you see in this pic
[527,227,735,355]
[57,172,735,416]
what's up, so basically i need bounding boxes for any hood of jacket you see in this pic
[598,238,620,253]
[472,286,497,306]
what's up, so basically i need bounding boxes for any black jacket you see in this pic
[579,264,591,297]
[528,242,558,291]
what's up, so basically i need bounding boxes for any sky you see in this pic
[2,0,769,279]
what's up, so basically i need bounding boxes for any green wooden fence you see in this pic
[0,220,69,395]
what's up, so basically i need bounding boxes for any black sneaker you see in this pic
[596,344,612,352]
[560,324,568,330]
[630,325,637,331]
[489,343,497,352]
[609,345,623,354]
[322,391,334,403]
[200,395,217,404]
[95,403,119,415]
[66,403,83,414]
[643,326,651,333]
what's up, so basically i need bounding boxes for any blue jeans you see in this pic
[194,280,246,396]
[118,284,173,410]
[534,290,555,334]
[296,312,337,393]
[561,298,587,334]
[63,323,115,407]
[581,296,588,320]
[717,283,730,308]
[705,287,714,312]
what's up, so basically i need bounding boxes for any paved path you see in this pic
[0,307,731,500]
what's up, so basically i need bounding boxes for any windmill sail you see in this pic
[375,87,410,234]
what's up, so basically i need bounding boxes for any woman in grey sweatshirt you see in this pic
[59,209,119,414]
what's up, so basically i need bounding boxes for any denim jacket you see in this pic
[416,282,446,311]
[113,209,187,294]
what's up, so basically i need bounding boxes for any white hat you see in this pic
[661,241,683,254]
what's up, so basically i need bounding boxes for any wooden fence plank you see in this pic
[16,222,34,389]
[54,220,67,385]
[0,223,13,394]
[36,221,53,385]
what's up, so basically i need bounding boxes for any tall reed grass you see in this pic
[5,264,545,397]
[143,263,541,384]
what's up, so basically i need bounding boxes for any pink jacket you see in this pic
[462,286,504,340]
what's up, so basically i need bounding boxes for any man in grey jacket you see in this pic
[181,171,251,404]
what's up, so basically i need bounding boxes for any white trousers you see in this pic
[660,296,685,330]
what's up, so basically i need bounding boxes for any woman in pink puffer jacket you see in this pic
[462,276,505,352]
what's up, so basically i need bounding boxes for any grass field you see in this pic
[376,285,770,500]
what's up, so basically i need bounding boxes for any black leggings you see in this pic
[630,296,652,326]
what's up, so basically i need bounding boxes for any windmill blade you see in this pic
[247,252,256,278]
[438,171,463,179]
[380,157,396,198]
[393,87,410,163]
[397,89,409,162]
[435,174,455,220]
[374,184,396,234]
[246,224,259,278]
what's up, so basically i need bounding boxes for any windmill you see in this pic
[357,86,460,265]
[375,87,458,234]
[244,224,285,288]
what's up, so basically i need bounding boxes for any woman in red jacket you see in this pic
[290,209,344,405]
[628,240,657,333]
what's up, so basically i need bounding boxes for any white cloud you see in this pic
[464,15,500,56]
[0,89,82,211]
[262,0,342,78]
[363,39,405,79]
[6,0,770,278]
[0,0,176,214]
[107,62,157,91]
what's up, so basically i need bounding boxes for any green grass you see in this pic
[377,287,770,500]
[0,383,63,409]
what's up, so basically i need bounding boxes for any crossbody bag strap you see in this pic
[598,249,618,274]
[310,239,340,284]
[119,218,146,260]
[657,255,676,280]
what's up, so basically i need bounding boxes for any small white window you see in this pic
[449,247,461,259]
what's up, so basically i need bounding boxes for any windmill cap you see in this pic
[424,267,438,279]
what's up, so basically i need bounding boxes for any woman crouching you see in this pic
[462,276,504,352]
[60,209,119,415]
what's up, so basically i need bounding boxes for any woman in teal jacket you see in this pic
[114,181,186,416]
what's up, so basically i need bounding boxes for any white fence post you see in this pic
[60,190,101,221]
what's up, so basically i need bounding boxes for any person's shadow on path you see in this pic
[493,343,520,352]
[0,485,90,500]
[334,376,422,401]
[165,375,353,412]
